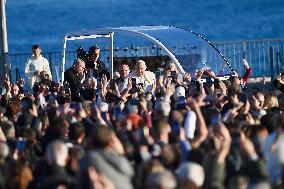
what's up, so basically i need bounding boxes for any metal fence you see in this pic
[214,38,284,79]
[9,51,77,83]
[8,38,284,83]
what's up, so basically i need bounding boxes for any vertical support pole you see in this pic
[269,47,274,81]
[242,42,247,59]
[109,32,114,79]
[62,37,67,84]
[276,52,280,75]
[15,67,20,82]
[48,52,53,78]
[0,0,9,80]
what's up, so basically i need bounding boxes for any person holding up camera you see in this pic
[163,61,191,86]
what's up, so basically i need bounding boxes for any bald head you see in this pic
[73,58,86,74]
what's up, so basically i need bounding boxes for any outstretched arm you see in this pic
[242,59,251,84]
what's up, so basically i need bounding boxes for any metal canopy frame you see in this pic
[62,26,233,83]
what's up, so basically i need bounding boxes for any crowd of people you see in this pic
[0,43,283,189]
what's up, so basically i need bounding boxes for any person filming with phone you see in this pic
[163,61,191,86]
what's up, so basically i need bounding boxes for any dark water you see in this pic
[6,0,284,53]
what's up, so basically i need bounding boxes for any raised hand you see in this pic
[239,132,258,159]
[101,74,109,87]
[187,98,199,112]
[166,82,175,97]
[243,58,250,69]
[196,69,204,80]
[3,74,11,91]
[17,78,25,88]
[183,72,191,82]
[219,81,227,95]
[214,122,232,164]
[206,70,217,79]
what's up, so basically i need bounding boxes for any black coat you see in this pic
[64,67,83,101]
[29,160,76,189]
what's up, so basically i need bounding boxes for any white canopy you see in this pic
[62,26,233,82]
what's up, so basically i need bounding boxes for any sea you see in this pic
[6,0,284,53]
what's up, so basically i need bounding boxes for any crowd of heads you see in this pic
[0,53,284,189]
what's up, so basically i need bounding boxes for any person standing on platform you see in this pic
[25,44,52,90]
[122,60,156,93]
[86,45,106,79]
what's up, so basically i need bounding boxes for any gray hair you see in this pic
[73,58,85,66]
[46,140,68,167]
[146,170,177,189]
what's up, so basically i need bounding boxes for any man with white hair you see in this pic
[45,140,69,167]
[123,60,155,93]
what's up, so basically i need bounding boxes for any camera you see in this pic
[171,71,177,83]
[76,46,89,63]
[131,77,137,88]
[131,77,144,93]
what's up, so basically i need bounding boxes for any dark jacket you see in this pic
[29,160,76,189]
[64,67,82,101]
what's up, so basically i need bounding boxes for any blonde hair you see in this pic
[269,94,279,108]
[264,93,279,109]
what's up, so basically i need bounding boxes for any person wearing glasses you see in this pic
[25,44,52,90]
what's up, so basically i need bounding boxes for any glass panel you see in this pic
[139,27,233,77]
[66,26,233,78]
